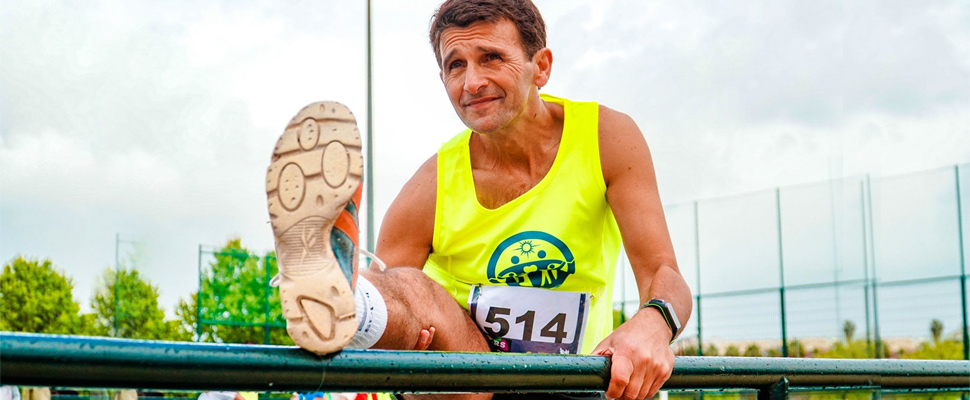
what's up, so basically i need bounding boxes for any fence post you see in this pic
[860,179,873,357]
[264,254,272,345]
[865,174,882,359]
[955,165,968,361]
[197,244,203,342]
[757,377,789,400]
[776,189,789,357]
[114,233,120,337]
[694,201,704,356]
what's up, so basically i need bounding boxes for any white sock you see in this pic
[346,274,388,349]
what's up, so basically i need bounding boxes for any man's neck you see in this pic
[470,94,564,173]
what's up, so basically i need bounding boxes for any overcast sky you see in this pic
[2,0,968,335]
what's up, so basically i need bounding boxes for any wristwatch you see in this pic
[640,299,683,342]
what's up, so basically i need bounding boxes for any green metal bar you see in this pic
[874,274,965,288]
[3,333,969,392]
[776,188,788,357]
[956,165,968,361]
[700,279,870,298]
[1,333,608,393]
[782,279,868,291]
[618,272,957,305]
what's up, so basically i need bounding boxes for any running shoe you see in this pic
[266,101,363,354]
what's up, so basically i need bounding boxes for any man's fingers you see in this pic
[620,355,646,400]
[639,375,658,400]
[605,354,634,400]
[413,326,436,350]
[642,355,674,399]
[592,342,613,356]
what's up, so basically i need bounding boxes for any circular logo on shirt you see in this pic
[486,231,575,288]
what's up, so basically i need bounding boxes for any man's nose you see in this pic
[463,64,488,94]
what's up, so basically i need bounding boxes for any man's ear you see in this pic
[533,48,553,88]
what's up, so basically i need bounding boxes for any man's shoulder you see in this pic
[597,104,635,127]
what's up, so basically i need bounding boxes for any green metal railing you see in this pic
[3,333,968,399]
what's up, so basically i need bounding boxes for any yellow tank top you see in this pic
[424,94,622,354]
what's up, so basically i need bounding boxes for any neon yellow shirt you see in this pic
[424,94,622,354]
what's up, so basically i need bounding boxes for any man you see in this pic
[264,1,692,399]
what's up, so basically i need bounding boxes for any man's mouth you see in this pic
[463,96,499,108]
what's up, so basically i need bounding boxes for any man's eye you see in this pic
[486,53,502,62]
[448,60,464,70]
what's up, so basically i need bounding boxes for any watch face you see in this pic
[662,301,682,334]
[649,299,682,339]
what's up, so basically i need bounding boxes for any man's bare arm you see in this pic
[593,105,693,400]
[372,155,438,269]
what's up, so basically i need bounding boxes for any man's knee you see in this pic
[364,266,449,305]
[362,267,464,350]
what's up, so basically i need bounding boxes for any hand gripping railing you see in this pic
[2,333,968,399]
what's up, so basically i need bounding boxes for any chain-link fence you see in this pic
[615,163,970,359]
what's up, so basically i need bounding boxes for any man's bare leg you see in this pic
[361,267,492,400]
[361,267,488,353]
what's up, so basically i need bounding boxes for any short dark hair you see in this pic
[429,0,547,68]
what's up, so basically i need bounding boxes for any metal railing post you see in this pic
[694,201,704,356]
[114,233,120,337]
[955,165,968,361]
[196,245,203,342]
[365,0,375,253]
[776,189,789,357]
[866,175,882,358]
[861,180,873,357]
[757,377,790,400]
[264,254,272,345]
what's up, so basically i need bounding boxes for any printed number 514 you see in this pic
[482,307,569,343]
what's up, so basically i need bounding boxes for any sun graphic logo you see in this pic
[486,231,576,288]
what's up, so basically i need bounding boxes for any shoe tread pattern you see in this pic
[266,101,363,354]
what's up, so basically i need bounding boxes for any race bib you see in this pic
[468,284,590,354]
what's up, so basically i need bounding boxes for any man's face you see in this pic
[438,19,539,134]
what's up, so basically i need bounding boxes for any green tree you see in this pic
[743,343,761,357]
[843,320,856,343]
[612,308,624,330]
[788,339,806,357]
[902,339,963,360]
[703,343,719,356]
[0,257,87,334]
[724,344,740,356]
[818,339,887,359]
[676,344,698,356]
[929,319,944,344]
[190,238,292,345]
[91,267,184,340]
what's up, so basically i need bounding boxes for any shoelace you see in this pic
[268,248,387,288]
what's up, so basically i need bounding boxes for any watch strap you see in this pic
[641,299,679,343]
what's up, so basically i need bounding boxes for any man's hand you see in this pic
[592,307,675,400]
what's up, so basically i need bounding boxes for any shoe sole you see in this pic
[266,101,363,354]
